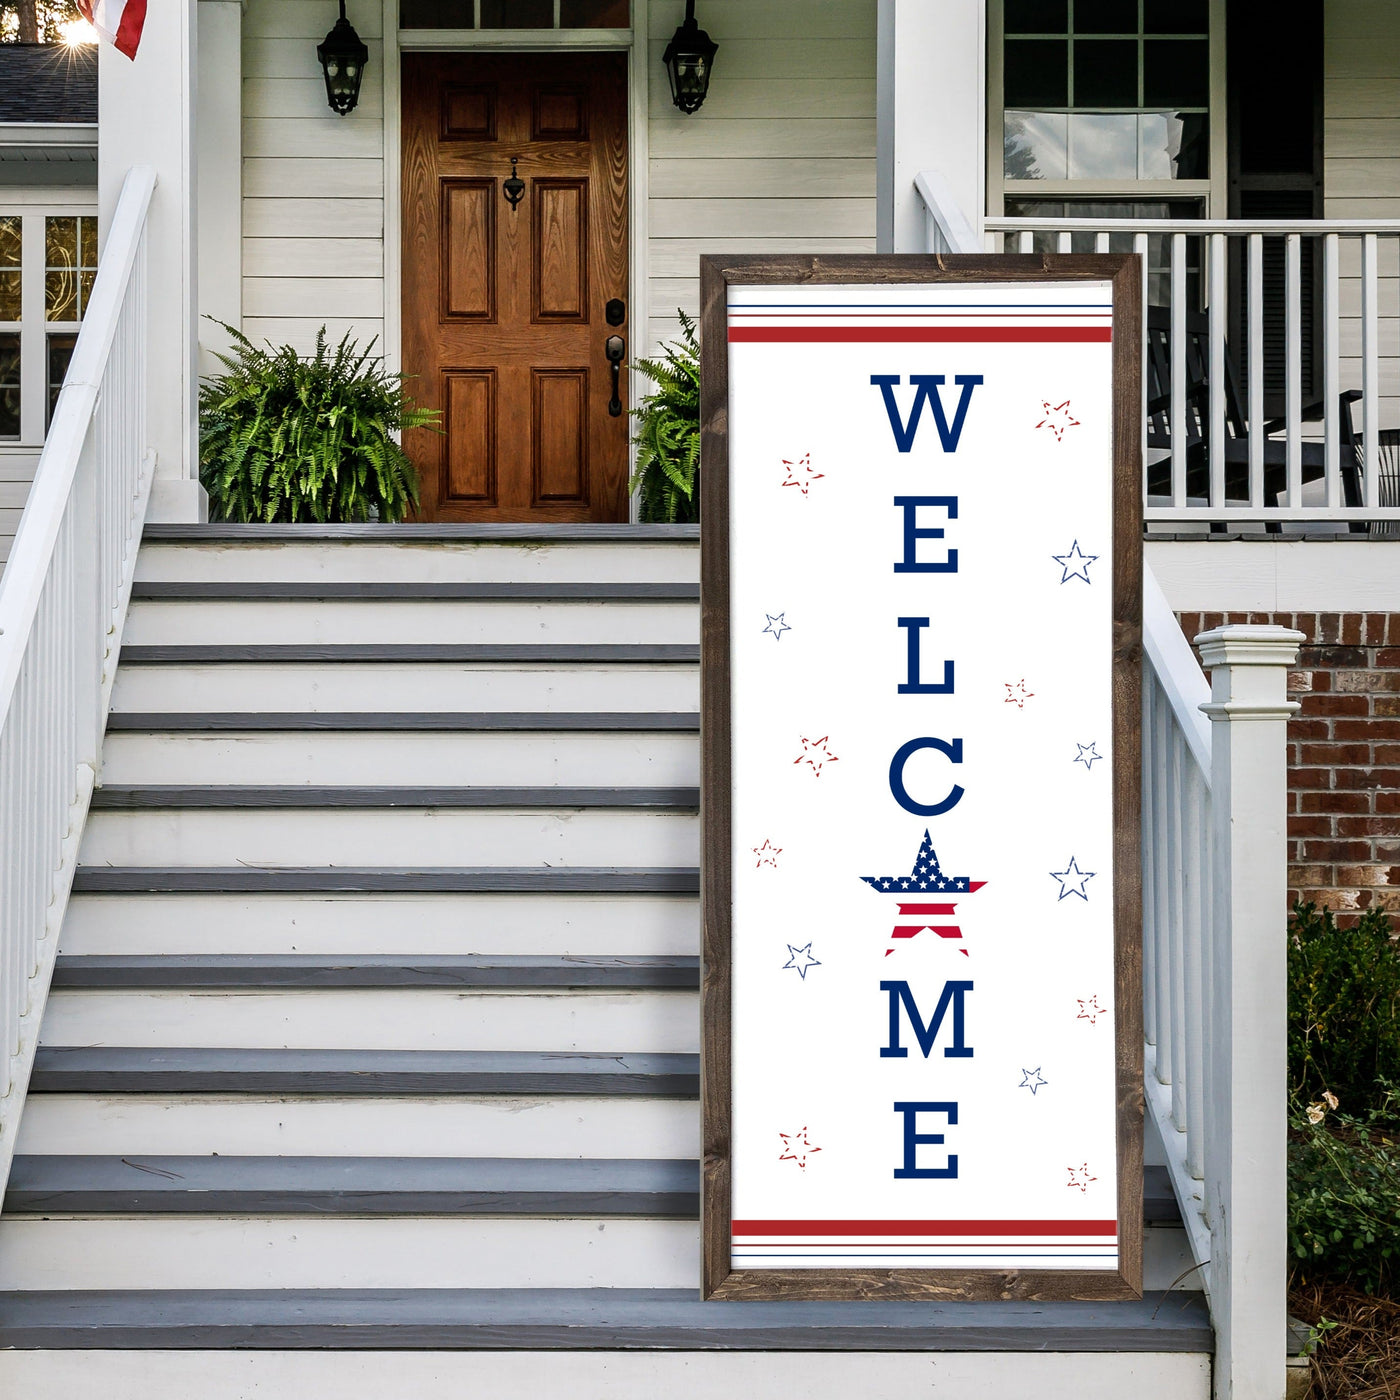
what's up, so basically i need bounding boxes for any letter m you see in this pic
[870,375,984,454]
[879,979,974,1059]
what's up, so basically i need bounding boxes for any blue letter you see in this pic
[880,979,974,1059]
[871,375,983,453]
[894,496,957,574]
[889,736,964,817]
[897,618,954,695]
[893,1102,958,1179]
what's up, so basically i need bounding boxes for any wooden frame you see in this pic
[699,253,1143,1302]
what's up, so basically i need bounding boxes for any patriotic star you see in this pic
[752,839,782,869]
[762,612,791,642]
[860,830,985,956]
[1052,539,1098,584]
[778,1127,821,1169]
[1077,994,1106,1025]
[780,453,825,495]
[1066,1163,1098,1193]
[1019,1067,1048,1096]
[1005,678,1034,708]
[782,943,821,979]
[793,735,839,776]
[1035,400,1080,442]
[1050,856,1096,901]
[1074,742,1102,770]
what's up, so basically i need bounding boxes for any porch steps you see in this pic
[0,527,1212,1395]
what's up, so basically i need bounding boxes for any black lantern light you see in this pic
[662,0,717,115]
[317,0,369,116]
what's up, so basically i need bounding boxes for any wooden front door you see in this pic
[402,52,629,522]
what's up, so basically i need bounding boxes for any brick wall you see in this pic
[1175,611,1400,927]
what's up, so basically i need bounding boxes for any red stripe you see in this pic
[114,0,146,57]
[891,925,961,939]
[732,1219,1117,1237]
[727,326,1111,344]
[896,903,957,916]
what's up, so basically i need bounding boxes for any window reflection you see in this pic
[1068,113,1137,179]
[46,216,99,323]
[1007,111,1208,181]
[0,216,19,324]
[47,333,77,429]
[1004,111,1067,180]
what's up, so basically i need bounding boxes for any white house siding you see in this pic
[241,0,385,358]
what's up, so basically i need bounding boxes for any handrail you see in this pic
[987,214,1400,234]
[912,169,981,255]
[0,164,156,1194]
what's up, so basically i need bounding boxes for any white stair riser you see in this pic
[135,541,700,585]
[16,1096,701,1159]
[0,1218,1195,1293]
[123,600,700,648]
[0,1351,1212,1400]
[110,663,700,715]
[60,893,699,957]
[39,989,699,1053]
[78,808,699,868]
[100,731,699,787]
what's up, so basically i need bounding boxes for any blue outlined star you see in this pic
[1019,1067,1048,1095]
[782,943,822,979]
[1050,856,1096,901]
[1074,742,1103,770]
[1052,539,1098,584]
[762,612,791,642]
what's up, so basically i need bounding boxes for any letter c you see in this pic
[888,737,965,817]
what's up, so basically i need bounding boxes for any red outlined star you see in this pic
[778,1127,822,1169]
[1004,679,1035,708]
[1067,1163,1098,1193]
[1035,400,1080,441]
[752,839,782,869]
[1077,995,1106,1025]
[793,735,839,776]
[780,453,825,495]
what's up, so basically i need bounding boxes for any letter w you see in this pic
[879,979,974,1059]
[871,375,984,454]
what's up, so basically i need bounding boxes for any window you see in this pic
[1003,0,1209,182]
[399,0,628,28]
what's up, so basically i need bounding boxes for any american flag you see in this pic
[78,0,146,58]
[859,830,985,956]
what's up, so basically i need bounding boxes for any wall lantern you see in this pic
[662,0,717,115]
[317,0,369,116]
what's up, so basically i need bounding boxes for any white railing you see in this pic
[0,165,155,1192]
[1143,565,1301,1400]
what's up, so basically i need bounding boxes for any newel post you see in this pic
[1196,624,1303,1400]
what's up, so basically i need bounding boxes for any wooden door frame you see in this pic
[382,2,648,522]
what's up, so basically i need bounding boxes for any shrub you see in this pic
[1289,902,1400,1111]
[199,323,439,524]
[630,311,699,524]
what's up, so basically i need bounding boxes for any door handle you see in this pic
[605,334,625,418]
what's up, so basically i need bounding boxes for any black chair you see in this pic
[1144,305,1364,514]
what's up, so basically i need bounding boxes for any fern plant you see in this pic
[199,323,439,524]
[630,311,700,524]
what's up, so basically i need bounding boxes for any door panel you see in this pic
[403,52,629,522]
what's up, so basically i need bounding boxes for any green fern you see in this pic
[630,311,700,524]
[198,322,440,524]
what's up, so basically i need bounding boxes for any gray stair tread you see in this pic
[0,1286,1213,1351]
[29,1047,699,1096]
[5,1156,698,1217]
[51,954,700,990]
[89,785,699,809]
[142,523,700,541]
[70,867,701,893]
[120,644,699,663]
[131,581,699,600]
[104,711,701,732]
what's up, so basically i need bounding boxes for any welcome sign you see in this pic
[699,257,1142,1301]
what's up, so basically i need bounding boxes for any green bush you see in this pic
[630,312,699,524]
[1289,902,1400,1110]
[199,323,439,524]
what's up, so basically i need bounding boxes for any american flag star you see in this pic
[1052,539,1098,584]
[1019,1067,1049,1096]
[780,452,825,495]
[793,735,839,776]
[1050,856,1096,902]
[859,829,985,956]
[1066,1163,1097,1193]
[1076,995,1106,1025]
[1035,400,1080,441]
[778,1127,821,1169]
[752,839,782,869]
[1005,678,1034,708]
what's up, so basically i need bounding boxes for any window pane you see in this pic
[480,0,551,26]
[560,0,628,24]
[1143,39,1208,108]
[1005,0,1066,33]
[47,333,77,429]
[1073,38,1138,106]
[0,272,19,322]
[1144,0,1208,34]
[399,0,473,24]
[1074,0,1138,35]
[1005,39,1068,108]
[0,216,19,269]
[46,215,79,320]
[1140,111,1209,178]
[79,215,98,268]
[0,333,19,438]
[1068,112,1137,178]
[1005,110,1068,179]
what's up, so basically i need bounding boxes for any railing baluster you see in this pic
[1167,717,1187,1132]
[1286,234,1303,508]
[1057,230,1072,255]
[1153,681,1174,1086]
[1325,232,1341,507]
[1142,677,1158,1049]
[1185,758,1207,1181]
[1248,234,1266,511]
[1209,233,1227,512]
[1018,229,1033,254]
[1171,232,1187,508]
[1363,232,1380,509]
